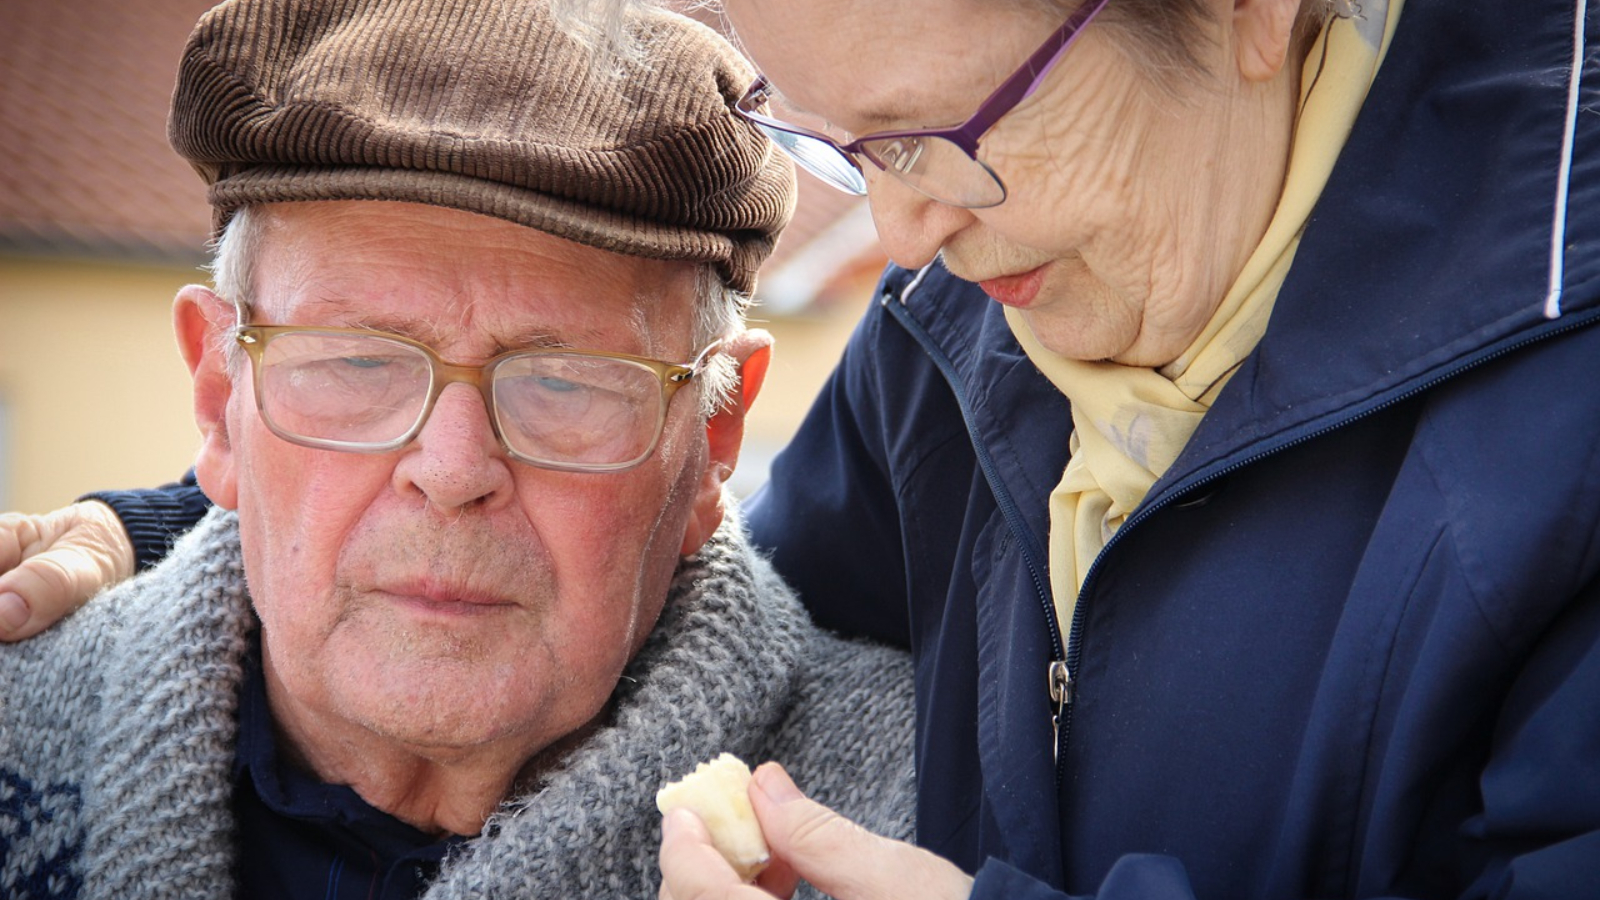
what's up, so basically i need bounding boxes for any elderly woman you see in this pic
[3,0,1597,898]
[658,0,1600,898]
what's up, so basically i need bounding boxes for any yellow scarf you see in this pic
[1008,2,1404,636]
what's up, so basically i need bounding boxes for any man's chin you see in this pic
[337,670,549,755]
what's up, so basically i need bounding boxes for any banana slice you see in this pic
[656,753,770,881]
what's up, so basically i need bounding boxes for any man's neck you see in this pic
[260,663,601,836]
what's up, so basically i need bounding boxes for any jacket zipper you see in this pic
[881,279,1068,766]
[886,266,1599,785]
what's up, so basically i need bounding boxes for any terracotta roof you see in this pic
[0,0,885,304]
[0,0,218,261]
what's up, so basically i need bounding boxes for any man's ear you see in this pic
[678,328,774,556]
[1233,0,1300,82]
[174,285,240,510]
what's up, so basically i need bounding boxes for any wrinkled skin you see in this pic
[180,200,764,835]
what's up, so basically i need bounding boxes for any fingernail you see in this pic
[754,763,804,804]
[0,593,29,632]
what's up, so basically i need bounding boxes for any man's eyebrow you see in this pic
[292,295,625,353]
[498,329,579,352]
[347,317,613,356]
[283,296,426,340]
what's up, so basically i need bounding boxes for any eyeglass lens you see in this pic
[491,354,660,467]
[259,332,432,447]
[858,136,1006,207]
[754,124,869,194]
[752,119,1006,208]
[255,331,668,469]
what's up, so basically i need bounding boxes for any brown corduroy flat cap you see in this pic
[169,0,795,295]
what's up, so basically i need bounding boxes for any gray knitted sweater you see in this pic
[0,508,915,899]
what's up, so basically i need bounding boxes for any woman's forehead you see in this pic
[726,0,1054,133]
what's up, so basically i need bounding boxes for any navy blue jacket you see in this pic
[745,1,1600,897]
[89,1,1600,897]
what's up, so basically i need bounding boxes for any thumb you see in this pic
[0,502,135,641]
[749,764,972,900]
[0,552,90,640]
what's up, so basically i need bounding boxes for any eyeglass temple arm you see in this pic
[671,339,724,384]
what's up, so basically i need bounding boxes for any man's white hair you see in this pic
[550,0,670,67]
[209,205,746,419]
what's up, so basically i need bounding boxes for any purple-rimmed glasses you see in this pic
[734,0,1110,209]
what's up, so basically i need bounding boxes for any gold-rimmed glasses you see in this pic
[235,324,720,473]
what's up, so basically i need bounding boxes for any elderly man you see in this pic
[0,0,912,897]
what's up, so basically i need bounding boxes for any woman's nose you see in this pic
[863,170,978,270]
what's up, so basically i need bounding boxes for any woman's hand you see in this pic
[0,501,135,641]
[659,762,973,900]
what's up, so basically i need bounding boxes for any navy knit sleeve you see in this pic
[80,470,213,573]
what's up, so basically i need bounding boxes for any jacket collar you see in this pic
[1162,0,1600,497]
[890,0,1600,515]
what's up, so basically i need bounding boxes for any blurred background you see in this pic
[0,0,888,512]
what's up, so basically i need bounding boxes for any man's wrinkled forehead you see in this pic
[244,202,699,355]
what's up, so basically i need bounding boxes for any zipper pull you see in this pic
[1048,660,1072,764]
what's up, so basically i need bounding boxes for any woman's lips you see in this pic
[978,264,1048,308]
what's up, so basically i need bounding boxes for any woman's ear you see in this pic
[173,285,240,509]
[678,328,774,556]
[1233,0,1301,82]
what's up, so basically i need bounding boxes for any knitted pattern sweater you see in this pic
[0,508,915,899]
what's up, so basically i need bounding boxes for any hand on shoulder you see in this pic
[0,500,135,641]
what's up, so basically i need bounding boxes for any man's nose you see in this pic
[864,171,978,270]
[392,383,515,512]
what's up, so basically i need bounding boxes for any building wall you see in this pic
[731,299,868,498]
[0,256,206,513]
[0,253,872,513]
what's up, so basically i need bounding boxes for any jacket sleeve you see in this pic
[80,469,213,573]
[744,292,912,648]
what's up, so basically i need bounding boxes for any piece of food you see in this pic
[656,753,770,881]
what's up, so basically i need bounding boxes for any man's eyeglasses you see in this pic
[235,325,720,473]
[733,0,1110,209]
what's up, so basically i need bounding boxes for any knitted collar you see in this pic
[80,506,810,898]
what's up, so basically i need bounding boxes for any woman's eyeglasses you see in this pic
[733,0,1110,209]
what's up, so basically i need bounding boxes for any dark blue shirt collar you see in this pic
[233,646,468,899]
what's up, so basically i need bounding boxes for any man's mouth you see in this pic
[377,578,515,610]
